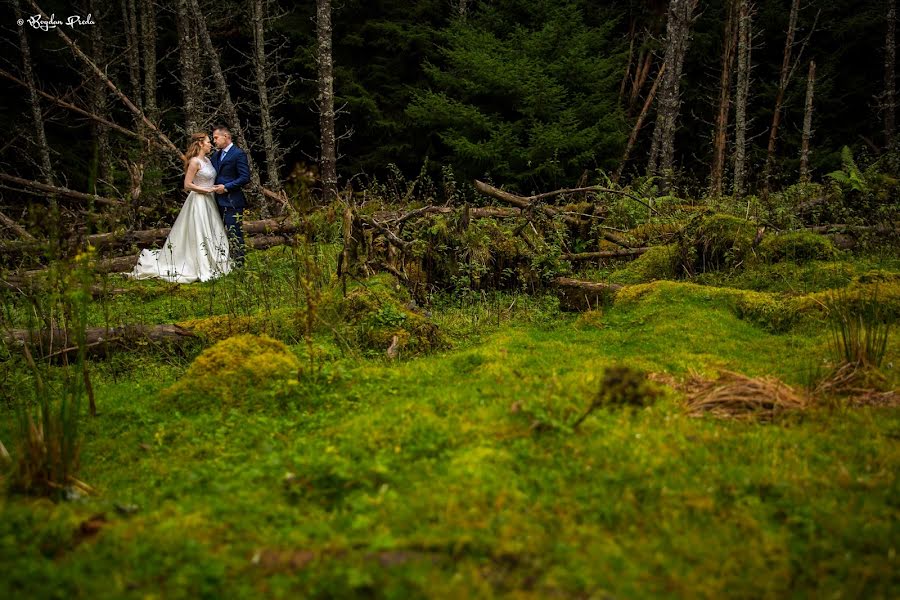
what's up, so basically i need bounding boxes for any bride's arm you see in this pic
[183,158,213,193]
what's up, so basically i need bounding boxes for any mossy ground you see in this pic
[1,245,898,598]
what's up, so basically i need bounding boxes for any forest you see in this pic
[0,0,898,597]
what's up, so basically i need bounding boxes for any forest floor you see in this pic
[1,245,899,598]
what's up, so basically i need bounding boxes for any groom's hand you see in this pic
[213,184,226,194]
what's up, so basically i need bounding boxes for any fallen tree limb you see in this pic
[553,277,623,311]
[563,247,650,261]
[6,324,197,361]
[0,67,144,143]
[805,222,898,235]
[474,179,658,217]
[372,206,521,223]
[0,210,35,240]
[1,218,300,255]
[0,173,122,206]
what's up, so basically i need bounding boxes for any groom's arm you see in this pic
[221,149,251,193]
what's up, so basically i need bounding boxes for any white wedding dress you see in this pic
[129,157,231,283]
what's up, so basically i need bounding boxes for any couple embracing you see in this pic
[130,125,249,283]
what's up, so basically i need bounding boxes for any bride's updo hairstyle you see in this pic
[183,132,209,169]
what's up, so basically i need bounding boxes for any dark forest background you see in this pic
[0,0,894,216]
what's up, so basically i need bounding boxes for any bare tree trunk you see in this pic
[252,0,281,195]
[886,0,896,148]
[14,0,53,186]
[87,0,112,193]
[647,0,697,192]
[733,0,752,198]
[616,62,666,183]
[629,47,653,110]
[176,0,200,133]
[121,0,142,113]
[619,20,636,105]
[761,0,800,198]
[317,0,338,205]
[140,0,158,123]
[799,60,816,183]
[188,0,263,196]
[709,0,738,197]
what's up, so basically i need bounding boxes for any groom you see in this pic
[212,125,250,266]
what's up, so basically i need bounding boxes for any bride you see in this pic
[129,133,232,282]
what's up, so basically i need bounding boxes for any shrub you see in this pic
[825,286,893,368]
[161,334,301,411]
[758,232,837,263]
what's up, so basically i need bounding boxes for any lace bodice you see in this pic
[192,157,216,188]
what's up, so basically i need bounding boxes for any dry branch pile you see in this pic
[684,370,808,421]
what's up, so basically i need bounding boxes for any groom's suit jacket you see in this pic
[213,145,250,209]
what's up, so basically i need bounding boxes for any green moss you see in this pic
[161,334,300,410]
[692,213,757,271]
[611,245,679,284]
[758,231,837,263]
[338,274,447,356]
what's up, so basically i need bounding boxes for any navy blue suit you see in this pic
[213,145,250,264]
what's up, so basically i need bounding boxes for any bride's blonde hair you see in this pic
[183,132,209,169]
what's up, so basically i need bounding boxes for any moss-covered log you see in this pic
[5,324,196,360]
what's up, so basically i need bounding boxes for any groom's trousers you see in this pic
[219,205,245,266]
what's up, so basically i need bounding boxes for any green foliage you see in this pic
[161,334,301,411]
[825,285,893,368]
[406,3,626,188]
[338,275,447,356]
[5,251,96,499]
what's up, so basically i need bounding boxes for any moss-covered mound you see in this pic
[337,274,447,357]
[615,279,900,332]
[691,213,757,272]
[611,245,679,284]
[161,334,300,410]
[758,231,838,263]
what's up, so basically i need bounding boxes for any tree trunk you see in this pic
[761,0,800,198]
[87,0,112,194]
[732,0,752,198]
[140,0,158,123]
[886,0,896,148]
[647,0,697,192]
[252,0,282,195]
[629,47,653,110]
[799,60,816,183]
[188,0,264,197]
[616,61,666,183]
[619,20,636,105]
[14,0,54,186]
[709,0,738,198]
[317,0,338,204]
[176,0,201,133]
[121,0,142,114]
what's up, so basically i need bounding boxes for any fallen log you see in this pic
[474,179,658,216]
[7,230,300,281]
[5,324,197,361]
[372,206,521,222]
[563,247,650,261]
[553,277,623,311]
[1,218,301,255]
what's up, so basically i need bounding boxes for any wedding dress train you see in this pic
[129,157,231,283]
